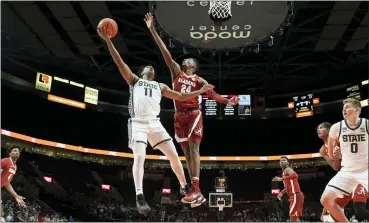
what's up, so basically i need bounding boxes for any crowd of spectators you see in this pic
[76,199,361,222]
[1,190,68,222]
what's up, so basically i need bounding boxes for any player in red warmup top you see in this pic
[145,13,239,206]
[317,122,369,221]
[1,147,26,220]
[273,157,304,222]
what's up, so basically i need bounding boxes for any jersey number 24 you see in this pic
[180,84,192,93]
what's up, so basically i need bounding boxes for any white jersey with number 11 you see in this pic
[128,79,162,118]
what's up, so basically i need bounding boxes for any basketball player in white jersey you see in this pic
[320,98,368,222]
[98,25,214,214]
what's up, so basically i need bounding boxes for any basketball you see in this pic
[97,18,118,39]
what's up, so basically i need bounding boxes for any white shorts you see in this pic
[325,168,368,196]
[128,118,172,150]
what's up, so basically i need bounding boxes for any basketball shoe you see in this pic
[181,188,202,203]
[190,194,207,208]
[182,177,203,203]
[180,184,191,196]
[136,194,151,214]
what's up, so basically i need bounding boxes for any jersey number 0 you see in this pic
[351,143,358,153]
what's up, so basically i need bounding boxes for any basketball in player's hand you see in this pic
[97,18,118,39]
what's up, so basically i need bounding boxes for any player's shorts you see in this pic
[334,184,368,208]
[352,184,368,203]
[288,192,304,221]
[325,168,368,198]
[335,195,351,208]
[174,109,203,149]
[128,117,172,150]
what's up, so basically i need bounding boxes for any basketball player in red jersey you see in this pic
[317,122,369,221]
[273,157,304,222]
[145,13,239,206]
[1,147,26,220]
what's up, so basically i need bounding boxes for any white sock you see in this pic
[136,188,143,195]
[156,140,187,188]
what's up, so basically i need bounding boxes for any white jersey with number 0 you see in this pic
[330,118,369,172]
[128,78,162,118]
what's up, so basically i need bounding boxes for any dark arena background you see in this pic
[1,1,368,222]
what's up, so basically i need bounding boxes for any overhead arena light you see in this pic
[268,36,274,47]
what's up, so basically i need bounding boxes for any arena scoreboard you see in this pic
[288,94,320,118]
[35,72,99,109]
[346,80,368,107]
[199,94,251,118]
[215,177,227,193]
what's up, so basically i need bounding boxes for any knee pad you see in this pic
[132,141,147,157]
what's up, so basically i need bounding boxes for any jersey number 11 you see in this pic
[145,88,152,97]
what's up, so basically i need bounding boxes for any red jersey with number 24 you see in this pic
[1,158,17,187]
[172,70,201,110]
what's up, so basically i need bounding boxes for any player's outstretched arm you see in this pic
[160,83,214,101]
[145,13,181,81]
[97,26,138,86]
[198,77,240,105]
[4,183,26,207]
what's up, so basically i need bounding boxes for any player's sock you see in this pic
[191,177,200,192]
[180,182,187,188]
[136,188,143,195]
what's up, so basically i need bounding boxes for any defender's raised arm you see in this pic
[145,13,181,81]
[160,83,214,101]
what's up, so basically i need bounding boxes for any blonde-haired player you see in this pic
[320,98,368,222]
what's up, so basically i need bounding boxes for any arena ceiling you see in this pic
[1,1,368,96]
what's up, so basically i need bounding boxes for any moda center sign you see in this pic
[155,1,290,49]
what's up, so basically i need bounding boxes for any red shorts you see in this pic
[335,195,351,208]
[335,184,368,207]
[288,192,304,221]
[352,184,368,203]
[174,109,203,149]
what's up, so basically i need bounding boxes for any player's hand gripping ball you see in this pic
[97,18,118,39]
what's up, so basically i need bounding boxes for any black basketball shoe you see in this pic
[180,184,191,196]
[136,193,151,214]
